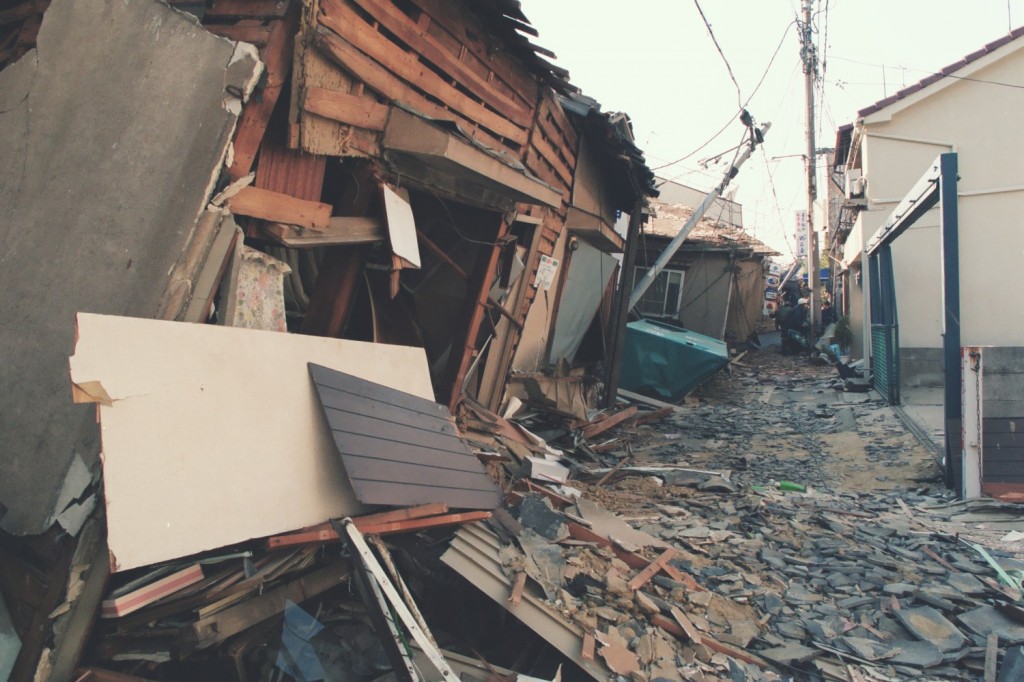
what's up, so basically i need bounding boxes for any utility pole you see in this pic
[801,0,821,336]
[629,118,769,311]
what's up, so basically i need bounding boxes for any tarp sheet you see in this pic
[619,319,728,402]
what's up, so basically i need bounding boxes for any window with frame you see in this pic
[634,267,685,317]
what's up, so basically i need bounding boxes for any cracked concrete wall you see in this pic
[0,0,260,534]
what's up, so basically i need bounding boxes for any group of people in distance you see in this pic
[776,289,835,355]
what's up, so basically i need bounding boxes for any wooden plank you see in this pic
[403,0,538,103]
[595,456,632,487]
[581,631,596,661]
[203,23,271,47]
[315,9,527,145]
[668,606,702,644]
[101,565,204,618]
[508,571,527,606]
[302,86,389,130]
[359,510,492,535]
[181,560,350,654]
[443,215,511,410]
[228,185,332,229]
[205,0,288,19]
[301,246,365,336]
[581,407,639,440]
[627,549,677,592]
[629,406,676,426]
[268,503,452,549]
[268,510,490,547]
[984,633,998,682]
[227,12,297,181]
[346,0,532,127]
[255,216,385,248]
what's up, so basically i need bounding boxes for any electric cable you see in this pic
[693,0,743,109]
[651,19,796,172]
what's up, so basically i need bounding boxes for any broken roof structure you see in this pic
[637,200,778,344]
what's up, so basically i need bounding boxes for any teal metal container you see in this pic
[619,320,729,402]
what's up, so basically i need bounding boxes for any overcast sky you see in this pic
[519,0,1023,258]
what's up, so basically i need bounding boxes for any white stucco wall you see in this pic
[851,41,1024,349]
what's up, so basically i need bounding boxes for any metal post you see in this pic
[962,347,983,498]
[606,200,645,408]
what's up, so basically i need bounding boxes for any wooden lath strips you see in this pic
[205,0,288,19]
[318,0,527,145]
[346,0,533,128]
[312,28,513,154]
[404,0,539,105]
[523,147,569,203]
[538,93,579,157]
[529,129,574,189]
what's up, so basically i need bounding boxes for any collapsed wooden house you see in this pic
[635,197,778,345]
[192,0,658,412]
[0,0,655,677]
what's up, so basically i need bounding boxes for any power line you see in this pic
[693,0,742,109]
[651,19,796,172]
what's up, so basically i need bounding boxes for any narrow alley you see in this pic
[3,1,1024,681]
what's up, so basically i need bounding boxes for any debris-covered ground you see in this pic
[42,344,1024,682]
[463,345,1024,681]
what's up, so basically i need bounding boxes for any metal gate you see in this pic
[871,323,900,404]
[868,245,900,404]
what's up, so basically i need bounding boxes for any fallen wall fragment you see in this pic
[309,363,501,510]
[0,0,261,535]
[441,522,611,681]
[69,313,434,572]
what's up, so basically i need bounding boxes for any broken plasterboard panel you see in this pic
[69,313,434,572]
[0,0,261,535]
[382,184,422,269]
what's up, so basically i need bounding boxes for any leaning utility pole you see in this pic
[800,0,821,336]
[629,118,769,311]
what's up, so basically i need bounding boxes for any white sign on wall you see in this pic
[535,255,560,291]
[795,210,808,257]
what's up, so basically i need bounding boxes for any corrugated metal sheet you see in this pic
[309,363,501,510]
[440,523,609,681]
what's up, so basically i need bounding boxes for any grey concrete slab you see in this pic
[0,0,259,533]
